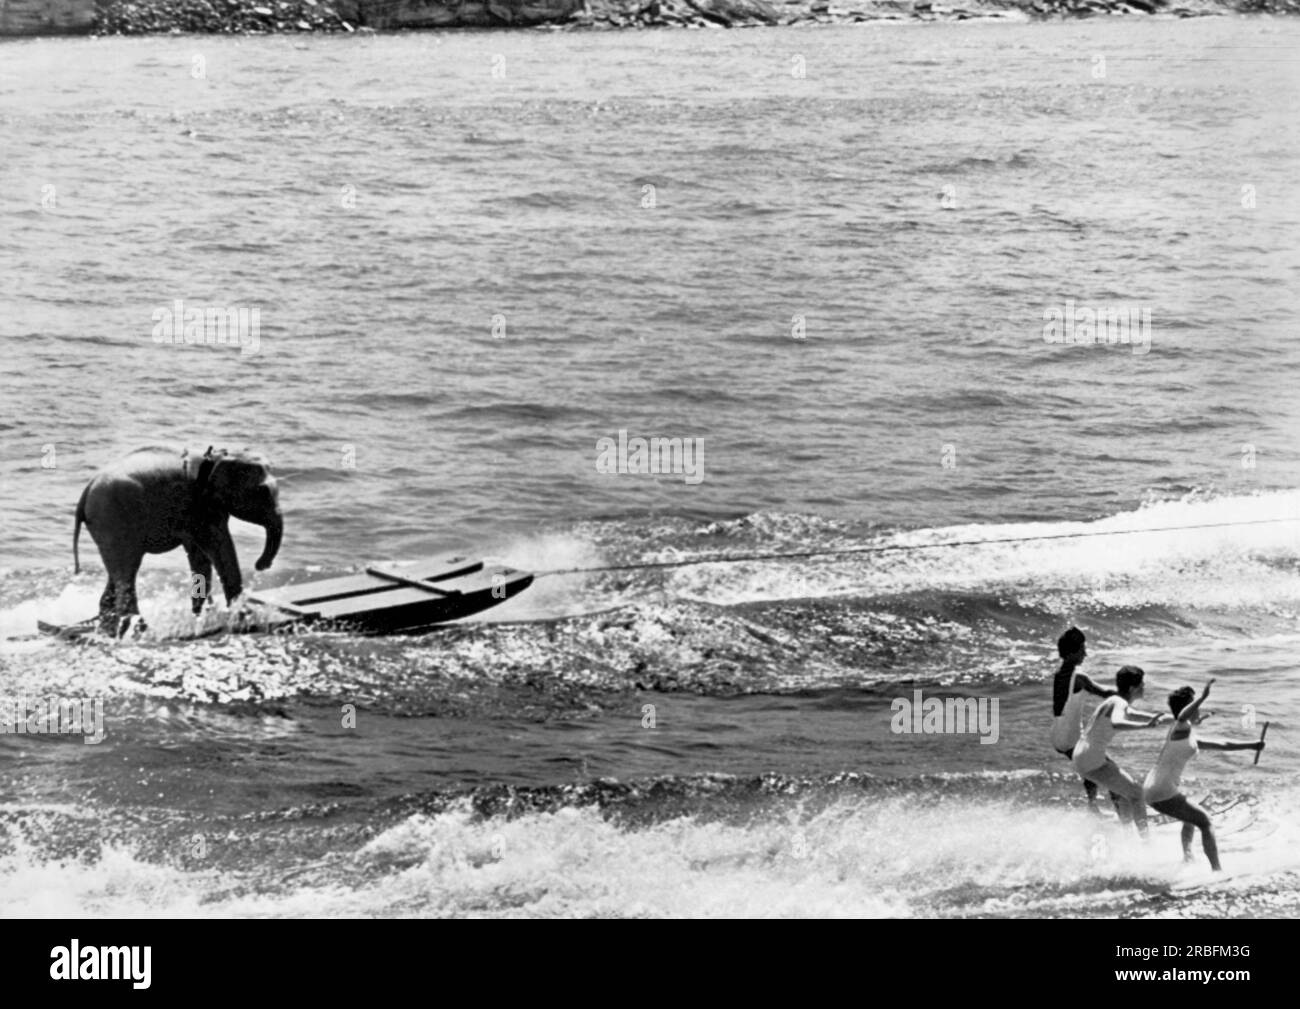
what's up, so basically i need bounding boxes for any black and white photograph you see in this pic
[1,0,1297,939]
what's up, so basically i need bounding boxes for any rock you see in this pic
[704,0,780,21]
[65,0,1276,39]
[686,0,727,22]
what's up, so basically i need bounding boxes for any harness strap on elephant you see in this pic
[183,446,221,498]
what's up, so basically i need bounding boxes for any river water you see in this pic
[1,20,1299,917]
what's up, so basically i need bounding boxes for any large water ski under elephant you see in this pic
[37,554,536,638]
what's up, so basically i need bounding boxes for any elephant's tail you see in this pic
[73,484,88,573]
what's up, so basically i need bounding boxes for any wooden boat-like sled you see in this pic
[247,555,534,633]
[39,555,534,638]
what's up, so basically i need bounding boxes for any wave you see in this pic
[4,775,1297,918]
[2,489,1296,704]
[624,489,1300,614]
[909,152,1038,176]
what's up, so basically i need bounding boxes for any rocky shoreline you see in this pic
[2,0,1297,38]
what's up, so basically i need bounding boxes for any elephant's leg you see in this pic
[183,542,214,615]
[111,557,143,638]
[86,521,147,638]
[98,576,118,635]
[205,523,244,605]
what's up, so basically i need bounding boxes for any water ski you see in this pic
[37,615,225,642]
[246,554,534,633]
[36,617,98,641]
[1168,866,1273,894]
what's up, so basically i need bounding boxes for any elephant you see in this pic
[73,446,283,636]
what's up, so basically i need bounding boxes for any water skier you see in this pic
[1050,626,1120,813]
[1142,679,1266,871]
[1071,665,1168,837]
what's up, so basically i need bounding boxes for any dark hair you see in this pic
[1058,627,1086,658]
[1168,686,1195,717]
[1116,665,1145,694]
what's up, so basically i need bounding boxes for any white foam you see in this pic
[5,779,1300,918]
[672,489,1300,611]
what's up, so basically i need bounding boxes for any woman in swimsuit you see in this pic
[1050,626,1118,812]
[1142,679,1265,871]
[1071,665,1168,836]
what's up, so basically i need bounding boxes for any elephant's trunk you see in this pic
[254,510,282,571]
